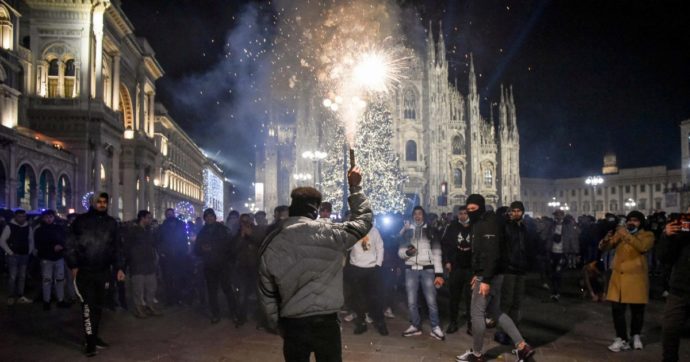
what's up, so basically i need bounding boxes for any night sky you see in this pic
[121,0,690,197]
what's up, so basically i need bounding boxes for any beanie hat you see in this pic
[466,194,486,210]
[203,208,216,217]
[509,201,525,213]
[626,210,645,223]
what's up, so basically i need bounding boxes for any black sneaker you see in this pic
[354,323,367,335]
[446,322,459,334]
[84,344,98,357]
[515,344,535,361]
[95,337,109,349]
[375,323,389,336]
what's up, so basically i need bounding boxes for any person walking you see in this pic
[65,192,125,357]
[258,167,371,362]
[599,210,654,352]
[456,194,534,362]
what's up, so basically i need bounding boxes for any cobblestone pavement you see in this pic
[1,272,688,361]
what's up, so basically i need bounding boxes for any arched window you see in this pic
[64,59,76,98]
[453,168,462,187]
[405,140,417,161]
[403,88,416,119]
[452,135,464,155]
[48,59,59,98]
[484,168,492,187]
[0,5,12,50]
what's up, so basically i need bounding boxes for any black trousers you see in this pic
[500,273,526,326]
[160,255,191,305]
[549,252,566,295]
[204,265,236,319]
[235,267,258,322]
[280,313,341,362]
[662,293,690,362]
[611,302,645,340]
[350,265,384,325]
[448,267,472,323]
[75,270,108,346]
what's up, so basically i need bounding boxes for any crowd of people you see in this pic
[1,175,689,361]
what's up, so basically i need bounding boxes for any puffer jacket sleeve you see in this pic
[330,186,372,250]
[64,217,82,269]
[258,251,280,331]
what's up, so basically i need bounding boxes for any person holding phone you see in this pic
[658,215,690,362]
[398,206,445,341]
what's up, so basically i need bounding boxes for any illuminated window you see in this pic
[405,140,417,161]
[64,59,76,98]
[48,59,59,98]
[484,169,492,187]
[0,6,12,50]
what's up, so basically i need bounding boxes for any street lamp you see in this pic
[302,150,327,188]
[293,173,312,182]
[561,203,570,212]
[548,197,561,209]
[585,176,604,215]
[625,198,637,211]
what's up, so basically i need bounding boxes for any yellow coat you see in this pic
[602,228,655,304]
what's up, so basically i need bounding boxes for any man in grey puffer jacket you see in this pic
[259,167,371,362]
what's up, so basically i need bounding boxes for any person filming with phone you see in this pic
[658,213,690,362]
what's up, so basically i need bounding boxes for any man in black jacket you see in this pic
[442,206,473,335]
[194,208,237,324]
[456,194,534,362]
[0,209,34,305]
[125,210,161,318]
[157,208,190,306]
[494,201,531,346]
[65,192,125,357]
[34,209,70,310]
[658,219,690,362]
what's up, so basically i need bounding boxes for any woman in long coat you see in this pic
[599,210,654,353]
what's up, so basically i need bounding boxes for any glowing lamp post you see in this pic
[625,198,637,212]
[548,197,561,209]
[302,150,327,188]
[585,176,604,216]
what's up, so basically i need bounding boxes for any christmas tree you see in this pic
[319,99,407,215]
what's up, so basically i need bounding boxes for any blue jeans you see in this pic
[41,258,65,303]
[405,268,439,328]
[7,254,29,297]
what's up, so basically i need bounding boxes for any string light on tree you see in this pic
[81,191,94,211]
[175,201,196,221]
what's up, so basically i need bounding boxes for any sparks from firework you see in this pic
[323,47,406,145]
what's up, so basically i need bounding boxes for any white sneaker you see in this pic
[365,313,373,324]
[384,307,395,319]
[608,337,631,352]
[430,326,445,341]
[343,312,356,322]
[662,290,669,298]
[632,334,643,350]
[402,325,422,337]
[456,350,474,361]
[16,296,33,304]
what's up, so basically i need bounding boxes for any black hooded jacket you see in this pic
[157,217,188,258]
[470,211,508,284]
[34,222,67,261]
[65,208,124,273]
[194,222,235,269]
[441,220,472,269]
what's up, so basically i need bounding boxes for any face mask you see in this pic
[627,225,638,234]
[468,210,481,224]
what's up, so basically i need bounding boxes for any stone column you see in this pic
[8,143,16,208]
[137,168,145,213]
[57,60,65,98]
[110,148,120,218]
[112,54,121,111]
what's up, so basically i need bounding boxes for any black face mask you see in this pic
[467,209,482,224]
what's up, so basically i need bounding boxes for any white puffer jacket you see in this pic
[398,224,443,274]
